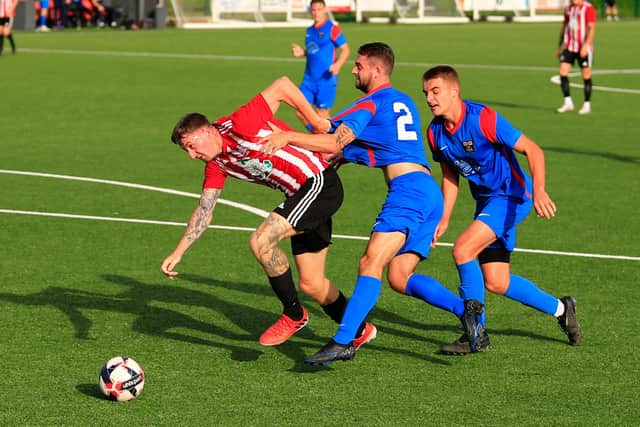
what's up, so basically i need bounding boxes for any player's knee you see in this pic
[358,254,384,278]
[451,244,473,265]
[387,270,408,294]
[485,279,508,295]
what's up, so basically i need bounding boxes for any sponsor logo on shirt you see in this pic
[240,159,273,179]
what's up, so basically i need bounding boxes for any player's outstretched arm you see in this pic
[261,76,326,132]
[161,188,221,279]
[514,135,557,219]
[261,121,354,154]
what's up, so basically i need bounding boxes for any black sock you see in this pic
[8,34,15,54]
[268,268,303,320]
[322,291,366,337]
[584,78,592,102]
[560,76,570,97]
[0,35,4,55]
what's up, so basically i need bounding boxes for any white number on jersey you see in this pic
[393,102,418,141]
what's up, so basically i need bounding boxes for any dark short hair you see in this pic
[422,65,460,86]
[358,42,395,75]
[310,0,325,6]
[171,113,210,145]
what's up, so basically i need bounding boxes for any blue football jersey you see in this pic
[427,100,530,201]
[304,20,347,80]
[331,84,430,169]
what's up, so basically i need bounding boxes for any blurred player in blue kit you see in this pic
[291,0,350,126]
[261,43,483,365]
[422,65,582,354]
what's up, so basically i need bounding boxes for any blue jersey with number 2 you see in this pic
[331,83,430,169]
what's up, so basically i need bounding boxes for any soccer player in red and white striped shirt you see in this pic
[161,76,376,349]
[556,0,596,115]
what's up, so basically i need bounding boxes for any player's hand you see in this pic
[324,151,345,170]
[312,118,331,134]
[161,253,182,280]
[291,43,305,57]
[329,63,340,75]
[556,47,562,58]
[431,220,449,248]
[260,121,289,154]
[579,46,588,58]
[533,189,557,219]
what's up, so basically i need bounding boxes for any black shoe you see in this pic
[461,299,486,352]
[304,339,356,366]
[441,331,491,355]
[558,296,582,346]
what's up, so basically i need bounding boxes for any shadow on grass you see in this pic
[76,383,104,400]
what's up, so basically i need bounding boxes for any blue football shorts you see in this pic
[371,171,443,259]
[300,73,338,110]
[475,195,532,252]
[40,0,50,8]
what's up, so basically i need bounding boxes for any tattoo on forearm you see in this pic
[185,188,220,242]
[335,124,355,149]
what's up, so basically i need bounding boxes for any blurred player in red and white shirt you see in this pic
[161,76,375,350]
[556,0,596,115]
[0,0,17,55]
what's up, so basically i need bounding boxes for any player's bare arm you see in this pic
[513,135,557,219]
[580,23,595,57]
[291,43,305,57]
[260,122,354,154]
[261,76,322,129]
[252,213,296,277]
[161,188,221,279]
[433,162,460,247]
[330,43,350,75]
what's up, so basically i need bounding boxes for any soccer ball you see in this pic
[99,356,145,402]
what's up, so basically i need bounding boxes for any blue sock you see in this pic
[457,260,485,303]
[457,260,485,325]
[39,15,46,27]
[334,276,382,345]
[406,274,464,318]
[504,275,558,316]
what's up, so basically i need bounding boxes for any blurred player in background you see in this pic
[261,43,480,365]
[162,76,375,350]
[291,0,350,127]
[422,65,582,355]
[605,0,619,21]
[0,0,17,55]
[36,0,51,31]
[556,0,596,115]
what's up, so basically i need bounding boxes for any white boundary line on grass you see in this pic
[1,169,638,262]
[18,48,640,95]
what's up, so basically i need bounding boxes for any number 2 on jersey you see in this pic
[393,102,418,141]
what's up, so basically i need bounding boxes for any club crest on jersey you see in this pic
[241,158,273,179]
[318,32,324,39]
[462,140,475,152]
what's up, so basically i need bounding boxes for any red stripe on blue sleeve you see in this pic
[479,106,498,143]
[332,100,376,121]
[330,24,342,42]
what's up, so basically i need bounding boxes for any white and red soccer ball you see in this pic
[99,356,145,402]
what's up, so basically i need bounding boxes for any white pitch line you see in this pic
[19,47,640,74]
[0,169,269,218]
[1,208,638,262]
[550,74,640,95]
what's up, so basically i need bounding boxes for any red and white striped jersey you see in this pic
[203,94,329,197]
[562,1,596,53]
[0,0,16,18]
